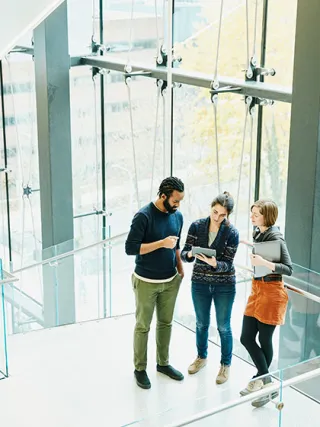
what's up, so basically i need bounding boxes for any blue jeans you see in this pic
[192,282,236,366]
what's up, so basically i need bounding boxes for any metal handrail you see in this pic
[234,262,320,304]
[11,231,128,274]
[166,366,320,427]
[284,282,320,304]
[6,234,320,305]
[0,269,19,285]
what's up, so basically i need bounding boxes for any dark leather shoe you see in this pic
[134,370,151,389]
[156,364,184,381]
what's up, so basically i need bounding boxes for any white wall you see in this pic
[0,0,64,59]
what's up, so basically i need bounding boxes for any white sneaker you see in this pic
[240,378,264,396]
[251,382,279,408]
[188,356,207,374]
[216,364,230,384]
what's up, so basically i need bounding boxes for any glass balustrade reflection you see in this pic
[4,231,135,334]
[127,356,320,427]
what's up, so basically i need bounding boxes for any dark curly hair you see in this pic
[158,177,184,198]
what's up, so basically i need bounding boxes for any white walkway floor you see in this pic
[0,315,319,426]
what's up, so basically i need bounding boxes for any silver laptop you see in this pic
[252,240,281,278]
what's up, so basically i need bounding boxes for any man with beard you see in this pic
[125,177,185,389]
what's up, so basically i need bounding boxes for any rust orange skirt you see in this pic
[244,278,289,326]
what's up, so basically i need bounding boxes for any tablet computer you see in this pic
[192,246,216,258]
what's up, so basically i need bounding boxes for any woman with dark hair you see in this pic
[240,199,292,408]
[181,191,239,384]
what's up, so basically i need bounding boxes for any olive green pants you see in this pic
[132,273,181,371]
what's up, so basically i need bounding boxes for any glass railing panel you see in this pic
[279,264,320,403]
[128,357,320,427]
[108,240,136,317]
[0,267,18,374]
[0,275,8,378]
[278,356,320,427]
[13,263,44,308]
[6,230,128,314]
[129,375,283,426]
[5,231,134,334]
[53,232,134,324]
[289,262,320,294]
[9,227,124,272]
[280,288,320,363]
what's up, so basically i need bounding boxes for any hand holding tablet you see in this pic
[192,246,217,258]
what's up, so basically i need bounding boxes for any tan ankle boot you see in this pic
[216,364,230,384]
[188,356,207,374]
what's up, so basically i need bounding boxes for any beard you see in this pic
[163,198,177,214]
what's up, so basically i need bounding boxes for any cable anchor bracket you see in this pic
[245,57,276,81]
[245,95,274,115]
[210,86,242,102]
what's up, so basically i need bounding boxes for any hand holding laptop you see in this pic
[250,254,265,266]
[252,240,281,278]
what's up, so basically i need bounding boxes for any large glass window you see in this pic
[68,0,95,55]
[259,102,291,230]
[0,280,7,377]
[70,67,103,243]
[175,0,263,80]
[103,0,163,64]
[265,0,298,86]
[173,85,257,234]
[103,72,166,235]
[0,53,41,270]
[0,0,301,345]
